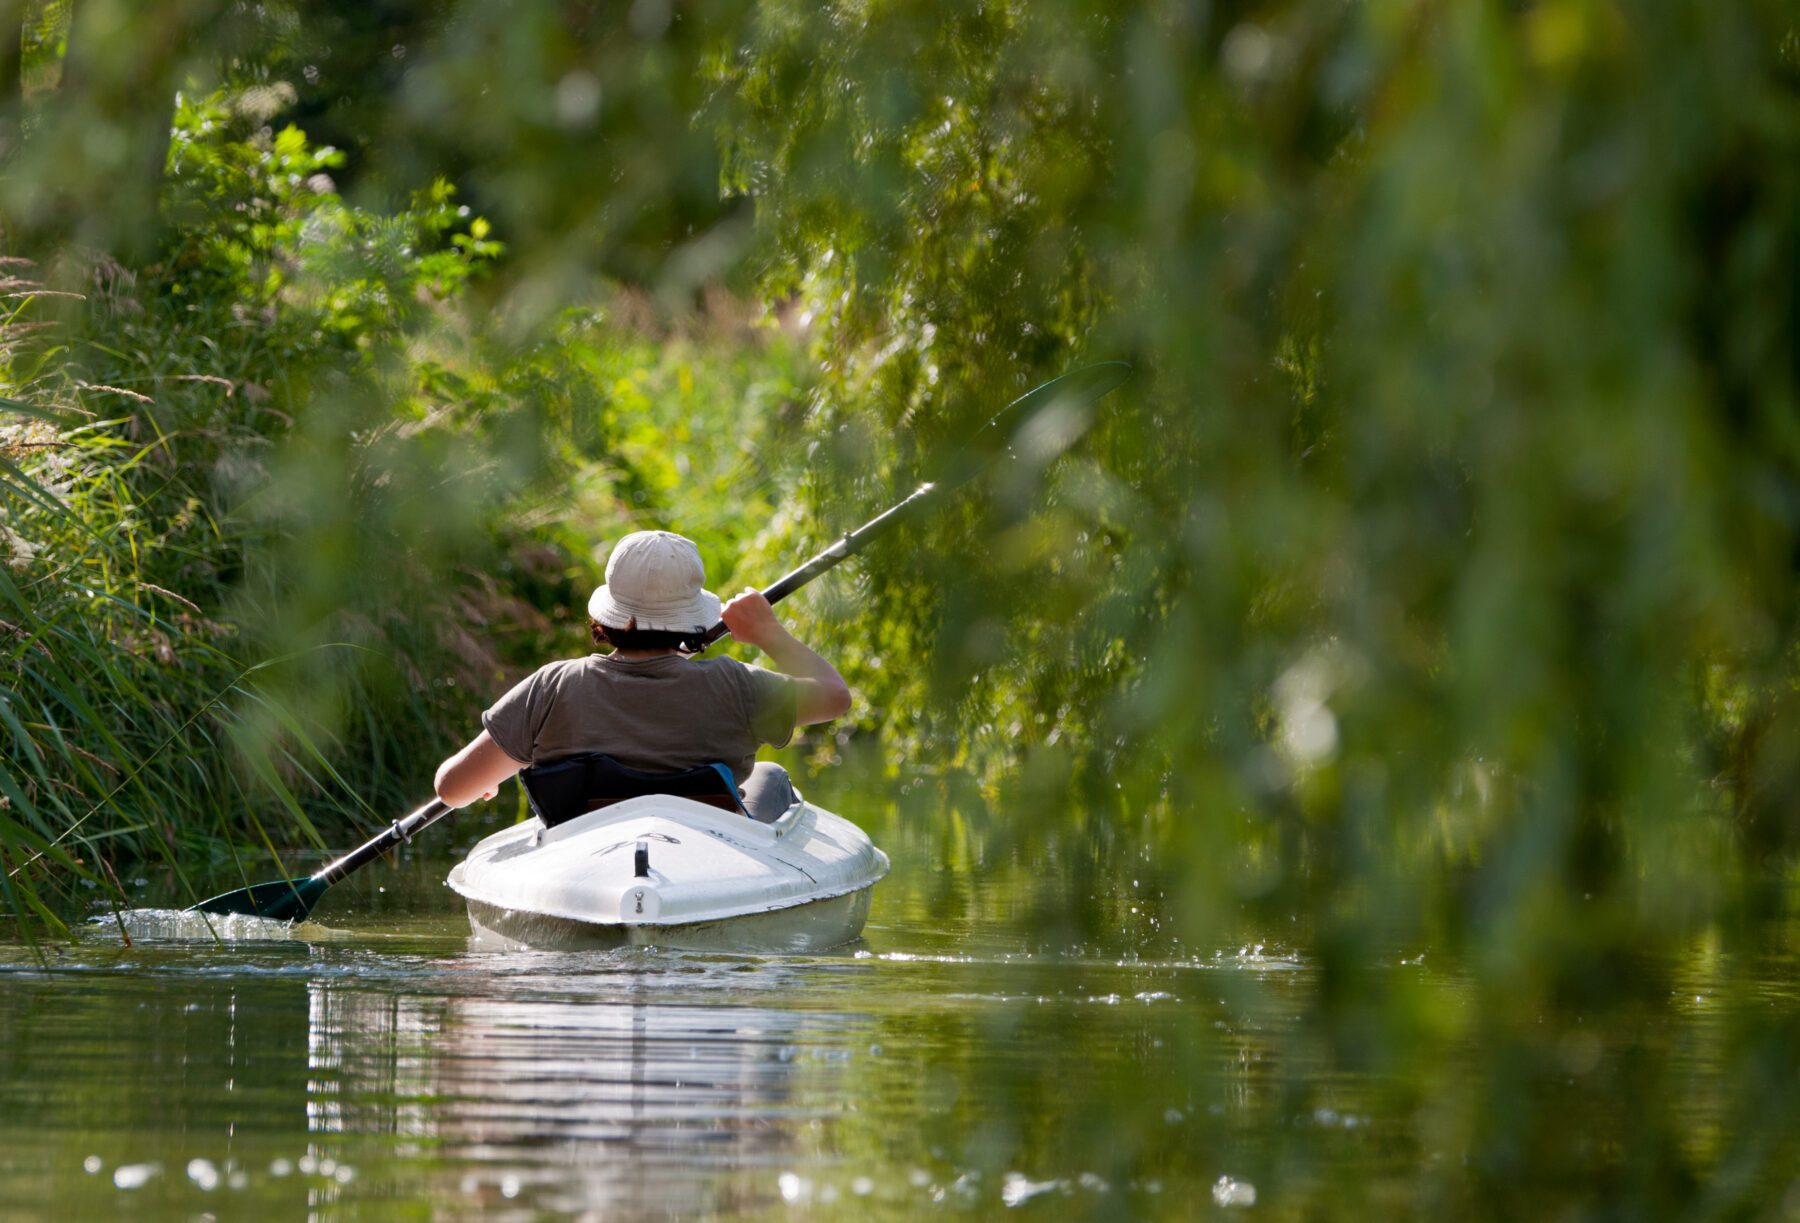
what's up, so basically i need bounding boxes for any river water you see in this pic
[1,768,1795,1220]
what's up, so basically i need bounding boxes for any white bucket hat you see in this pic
[587,530,722,633]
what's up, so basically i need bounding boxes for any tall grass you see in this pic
[0,272,370,931]
[0,76,816,931]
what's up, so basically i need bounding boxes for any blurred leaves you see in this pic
[0,0,1795,1214]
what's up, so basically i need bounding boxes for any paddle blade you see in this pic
[1003,360,1134,421]
[188,875,328,921]
[944,360,1134,490]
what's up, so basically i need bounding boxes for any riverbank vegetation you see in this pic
[1,0,1796,1212]
[2,76,813,912]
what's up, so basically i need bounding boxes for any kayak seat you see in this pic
[520,753,746,828]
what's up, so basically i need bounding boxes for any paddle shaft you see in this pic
[313,798,451,885]
[188,797,452,917]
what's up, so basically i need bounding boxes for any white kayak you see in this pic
[446,792,889,953]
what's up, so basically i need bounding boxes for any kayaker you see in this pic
[433,529,851,820]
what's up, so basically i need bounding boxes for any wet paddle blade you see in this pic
[1000,360,1134,427]
[942,360,1134,490]
[189,875,328,921]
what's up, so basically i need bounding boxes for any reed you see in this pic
[0,266,809,934]
[0,285,343,930]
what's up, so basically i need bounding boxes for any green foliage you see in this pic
[163,89,502,340]
[0,0,1796,1214]
[717,0,1798,884]
[0,91,799,922]
[0,316,342,931]
[712,0,1800,1212]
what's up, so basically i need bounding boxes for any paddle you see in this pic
[190,798,451,919]
[190,359,1131,921]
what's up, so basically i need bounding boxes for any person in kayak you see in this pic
[432,529,850,820]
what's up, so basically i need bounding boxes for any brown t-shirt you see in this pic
[481,653,797,787]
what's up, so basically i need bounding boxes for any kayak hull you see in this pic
[446,791,888,953]
[462,885,875,953]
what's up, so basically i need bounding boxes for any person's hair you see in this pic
[590,617,704,655]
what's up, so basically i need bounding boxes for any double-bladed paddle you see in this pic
[190,359,1132,921]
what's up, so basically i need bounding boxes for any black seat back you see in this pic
[519,753,745,827]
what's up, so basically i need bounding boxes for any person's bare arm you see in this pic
[721,590,852,725]
[434,730,526,807]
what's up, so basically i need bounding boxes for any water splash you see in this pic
[111,1162,160,1190]
[1001,1172,1064,1207]
[1213,1176,1257,1206]
[87,908,340,943]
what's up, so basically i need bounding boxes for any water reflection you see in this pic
[303,952,864,1217]
[3,816,1334,1221]
[5,774,1794,1220]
